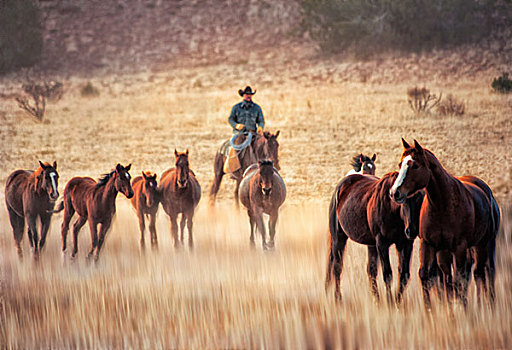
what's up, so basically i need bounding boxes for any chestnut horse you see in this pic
[160,150,201,248]
[209,130,280,206]
[326,172,424,303]
[345,153,376,176]
[239,160,286,250]
[5,161,59,258]
[390,139,500,308]
[56,164,134,261]
[130,171,159,249]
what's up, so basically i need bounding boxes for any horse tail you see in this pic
[48,201,64,214]
[326,181,342,289]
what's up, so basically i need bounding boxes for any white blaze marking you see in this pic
[391,155,413,193]
[367,163,373,169]
[49,172,58,193]
[125,173,130,180]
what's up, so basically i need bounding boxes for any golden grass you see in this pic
[1,68,512,348]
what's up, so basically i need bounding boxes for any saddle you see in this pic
[222,133,253,174]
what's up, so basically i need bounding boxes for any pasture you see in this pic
[1,69,512,348]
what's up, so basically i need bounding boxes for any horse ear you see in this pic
[142,171,147,179]
[371,154,376,161]
[39,160,45,169]
[174,149,178,157]
[401,138,411,149]
[116,163,122,172]
[53,161,57,170]
[125,163,131,171]
[186,149,189,156]
[275,130,280,139]
[413,139,424,153]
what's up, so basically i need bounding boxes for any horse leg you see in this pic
[94,219,112,262]
[61,202,75,254]
[473,245,489,305]
[26,215,39,257]
[396,240,414,305]
[247,210,256,246]
[180,213,186,244]
[39,215,52,251]
[137,210,146,249]
[267,211,278,249]
[27,227,34,250]
[376,236,393,304]
[186,210,194,248]
[367,246,380,301]
[325,230,348,301]
[453,243,469,308]
[169,214,180,248]
[149,213,158,248]
[7,208,25,259]
[253,209,266,249]
[418,241,436,311]
[86,220,98,260]
[209,153,225,205]
[234,178,241,208]
[436,250,454,305]
[71,216,87,258]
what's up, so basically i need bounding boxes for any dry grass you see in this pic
[1,67,512,348]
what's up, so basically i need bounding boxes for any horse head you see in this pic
[36,160,59,200]
[256,130,280,171]
[142,171,158,207]
[390,139,430,204]
[400,190,425,240]
[114,163,134,198]
[258,160,275,197]
[175,149,190,189]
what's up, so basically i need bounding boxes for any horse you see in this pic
[130,171,159,249]
[390,139,500,308]
[326,172,424,303]
[239,160,286,250]
[159,150,201,248]
[56,164,134,261]
[4,161,59,258]
[345,153,376,176]
[209,130,280,206]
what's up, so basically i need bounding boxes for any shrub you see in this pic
[0,0,43,74]
[491,73,512,93]
[407,87,441,114]
[81,82,100,97]
[300,0,503,55]
[437,94,465,116]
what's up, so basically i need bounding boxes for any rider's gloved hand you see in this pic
[257,126,263,134]
[235,123,245,130]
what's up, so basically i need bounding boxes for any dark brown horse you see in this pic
[209,130,280,206]
[326,172,424,303]
[130,171,159,249]
[5,161,59,258]
[239,160,286,250]
[160,150,201,248]
[56,164,134,261]
[390,139,500,308]
[345,153,377,176]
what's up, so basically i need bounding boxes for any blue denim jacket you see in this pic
[228,100,265,132]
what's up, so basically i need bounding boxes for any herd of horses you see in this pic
[4,133,501,309]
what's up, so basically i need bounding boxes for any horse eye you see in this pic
[412,163,419,170]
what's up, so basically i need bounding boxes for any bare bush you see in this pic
[15,80,64,121]
[80,82,100,97]
[437,94,466,116]
[407,87,442,114]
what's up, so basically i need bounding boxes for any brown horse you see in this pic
[160,150,201,248]
[326,172,424,303]
[130,171,159,249]
[5,161,59,258]
[239,160,286,250]
[209,130,280,206]
[390,139,500,308]
[56,164,134,261]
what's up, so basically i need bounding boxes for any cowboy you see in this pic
[229,86,265,134]
[224,86,265,173]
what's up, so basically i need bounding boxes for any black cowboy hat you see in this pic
[238,86,256,96]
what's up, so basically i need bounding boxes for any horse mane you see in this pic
[96,170,115,188]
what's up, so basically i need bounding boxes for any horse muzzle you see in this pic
[126,189,134,199]
[262,187,272,196]
[50,191,59,201]
[404,227,417,240]
[390,189,406,204]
